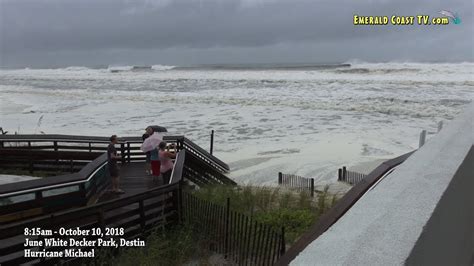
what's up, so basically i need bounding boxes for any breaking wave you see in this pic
[151,64,176,71]
[107,64,176,72]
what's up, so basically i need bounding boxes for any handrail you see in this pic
[0,134,229,170]
[182,137,230,172]
[0,154,108,196]
[0,152,186,236]
[0,134,112,142]
[275,151,415,266]
[0,134,230,197]
[169,150,186,185]
[0,151,188,264]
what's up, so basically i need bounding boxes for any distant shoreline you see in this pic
[2,60,474,70]
[0,63,352,71]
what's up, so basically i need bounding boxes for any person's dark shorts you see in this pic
[109,164,119,177]
[145,151,151,163]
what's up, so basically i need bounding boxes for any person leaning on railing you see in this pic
[158,141,176,185]
[107,135,124,194]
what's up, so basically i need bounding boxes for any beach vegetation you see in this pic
[103,184,338,265]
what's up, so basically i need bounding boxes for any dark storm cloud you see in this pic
[0,0,472,67]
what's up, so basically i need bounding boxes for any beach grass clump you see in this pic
[192,184,338,244]
[99,184,338,265]
[94,225,204,266]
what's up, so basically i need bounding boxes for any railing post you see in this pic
[419,130,426,148]
[120,143,125,164]
[278,172,282,185]
[310,178,314,197]
[127,142,131,163]
[35,191,43,209]
[171,184,182,224]
[177,137,184,152]
[280,227,286,255]
[28,141,33,173]
[178,182,183,223]
[79,183,87,204]
[210,130,214,155]
[54,141,59,166]
[139,200,145,230]
[225,197,230,259]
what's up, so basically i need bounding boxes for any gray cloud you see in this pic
[0,0,472,67]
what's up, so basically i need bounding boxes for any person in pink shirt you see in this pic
[158,141,175,184]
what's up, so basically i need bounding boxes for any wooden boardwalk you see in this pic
[98,162,165,203]
[0,162,176,266]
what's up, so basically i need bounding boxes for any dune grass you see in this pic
[99,184,338,265]
[94,225,205,266]
[191,184,337,244]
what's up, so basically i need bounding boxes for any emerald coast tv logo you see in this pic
[438,10,461,24]
[353,10,461,26]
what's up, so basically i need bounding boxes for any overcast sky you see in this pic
[0,0,472,67]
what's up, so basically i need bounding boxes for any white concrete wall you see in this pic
[291,102,474,266]
[406,146,474,265]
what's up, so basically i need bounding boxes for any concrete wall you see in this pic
[406,145,474,266]
[291,102,474,266]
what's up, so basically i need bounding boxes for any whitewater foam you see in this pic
[0,63,472,184]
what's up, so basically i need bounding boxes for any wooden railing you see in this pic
[278,172,315,197]
[0,134,230,173]
[0,150,280,265]
[0,150,186,265]
[0,153,110,224]
[0,134,234,224]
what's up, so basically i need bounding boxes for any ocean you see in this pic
[0,62,472,185]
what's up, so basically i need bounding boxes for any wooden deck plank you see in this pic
[97,162,166,203]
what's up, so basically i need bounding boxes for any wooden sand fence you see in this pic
[337,166,368,185]
[183,193,286,266]
[277,172,315,197]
